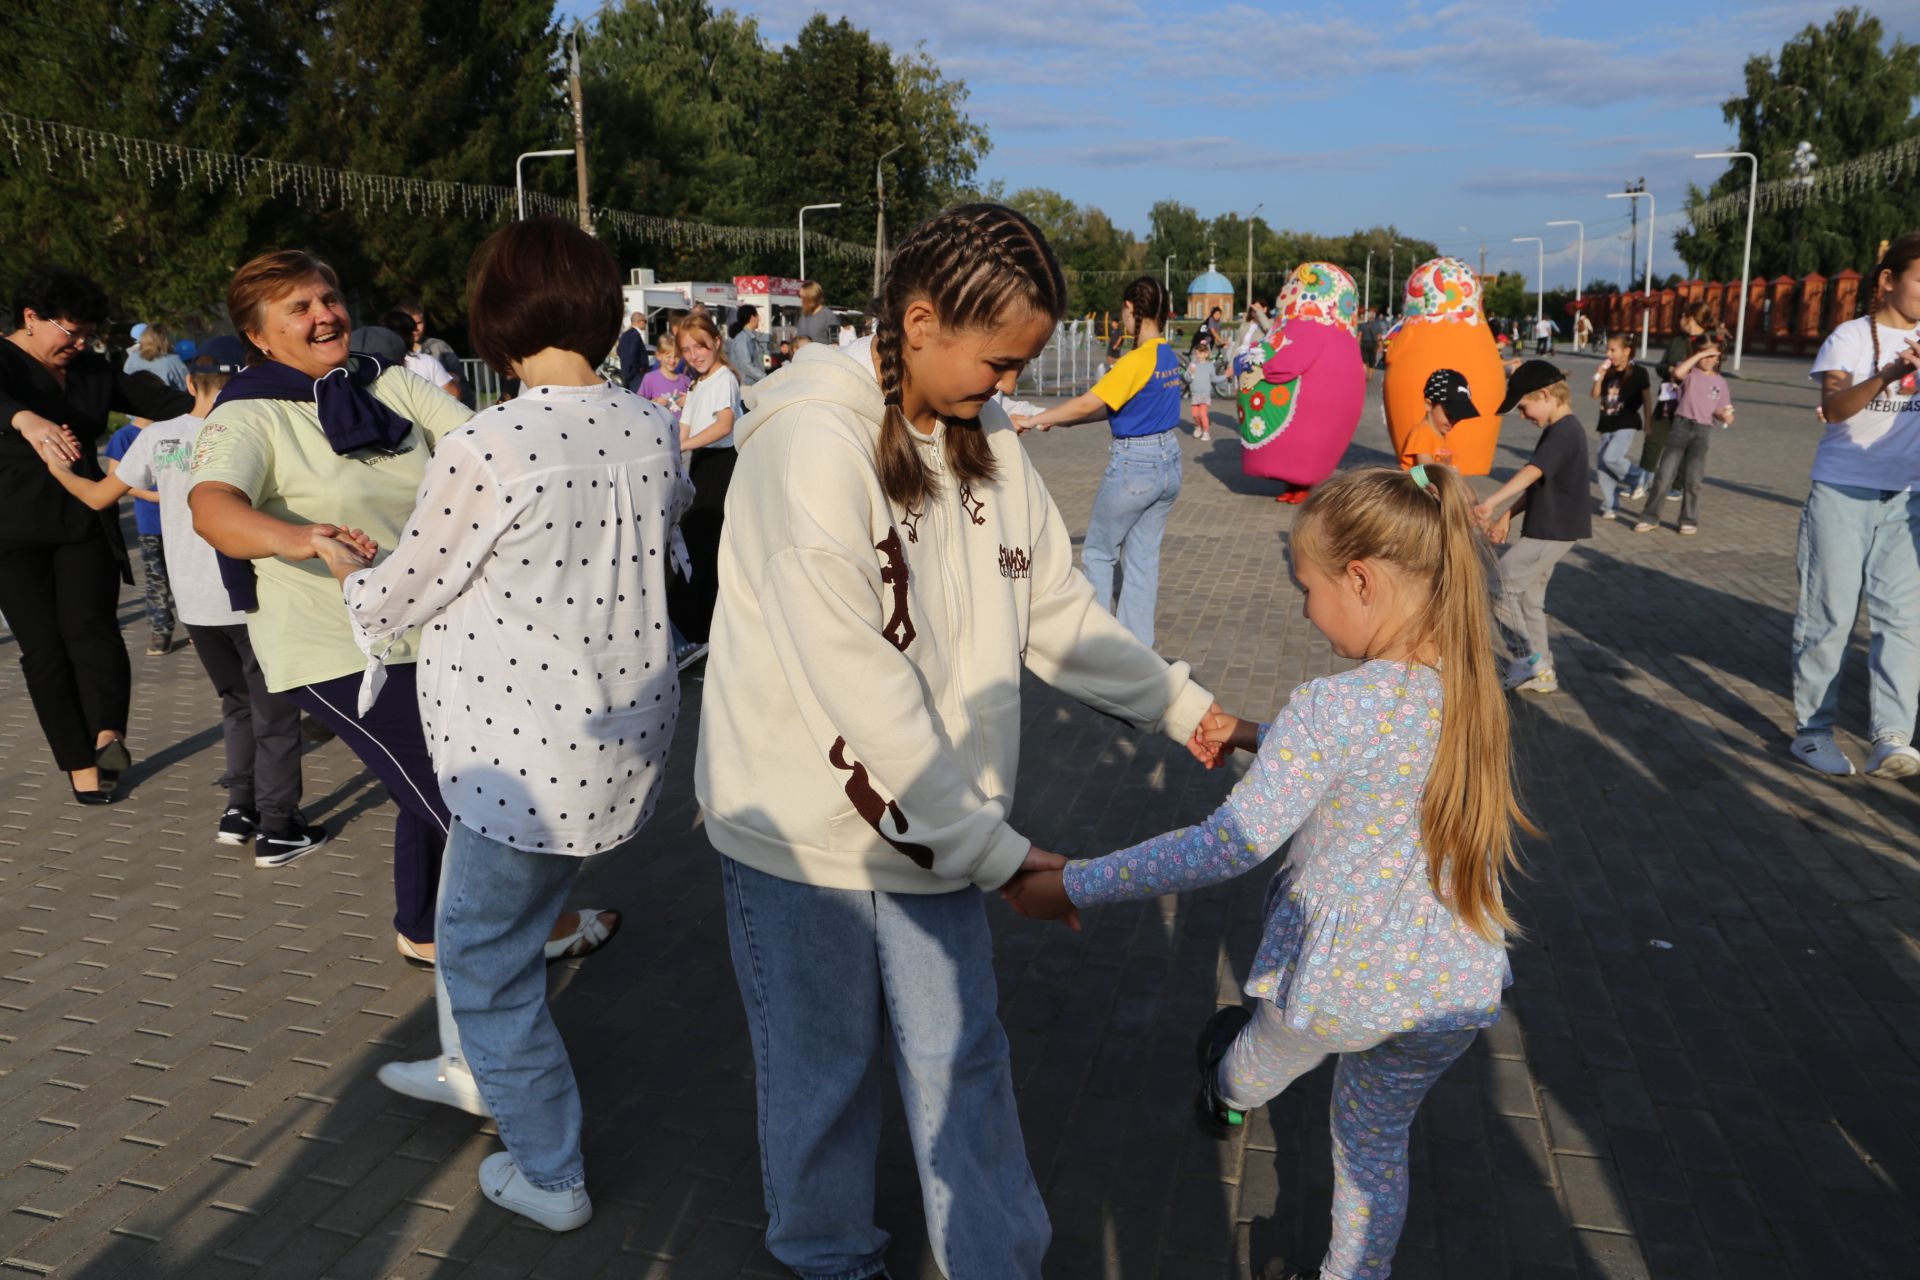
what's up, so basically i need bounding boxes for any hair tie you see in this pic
[1409,464,1434,492]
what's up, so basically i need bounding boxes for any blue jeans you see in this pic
[436,823,585,1191]
[1792,481,1920,743]
[1082,431,1183,648]
[1593,429,1644,512]
[721,858,1048,1280]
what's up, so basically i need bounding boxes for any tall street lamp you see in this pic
[1547,219,1585,316]
[515,149,572,222]
[1364,250,1373,315]
[798,202,842,283]
[1164,254,1177,293]
[1385,243,1399,318]
[1697,150,1758,372]
[1606,187,1656,358]
[1513,237,1545,335]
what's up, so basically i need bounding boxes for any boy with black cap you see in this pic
[1408,368,1478,468]
[1473,360,1592,694]
[38,337,323,864]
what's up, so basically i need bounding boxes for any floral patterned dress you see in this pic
[1063,660,1510,1038]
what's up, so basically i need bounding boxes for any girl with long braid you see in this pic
[697,204,1234,1279]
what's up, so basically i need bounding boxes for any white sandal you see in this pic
[544,909,620,962]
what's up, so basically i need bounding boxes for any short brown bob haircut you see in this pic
[228,250,344,365]
[467,217,622,374]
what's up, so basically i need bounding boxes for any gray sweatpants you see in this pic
[186,623,303,831]
[1495,537,1575,665]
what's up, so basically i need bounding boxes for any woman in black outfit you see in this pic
[0,267,193,802]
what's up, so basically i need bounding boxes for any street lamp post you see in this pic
[1385,243,1399,318]
[1695,151,1758,372]
[1364,250,1373,315]
[797,202,843,283]
[515,149,573,221]
[1514,237,1545,338]
[872,146,904,297]
[1242,202,1264,315]
[1547,217,1585,310]
[1164,254,1176,293]
[1606,188,1656,358]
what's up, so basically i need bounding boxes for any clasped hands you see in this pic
[1000,702,1250,930]
[282,524,380,581]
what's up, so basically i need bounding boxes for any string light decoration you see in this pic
[1688,135,1920,230]
[0,110,880,266]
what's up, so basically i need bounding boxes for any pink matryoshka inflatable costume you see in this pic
[1236,263,1366,503]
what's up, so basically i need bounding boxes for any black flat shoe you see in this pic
[95,739,132,777]
[1195,1005,1253,1138]
[69,783,116,806]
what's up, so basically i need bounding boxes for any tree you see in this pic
[1676,7,1920,279]
[1005,188,1137,314]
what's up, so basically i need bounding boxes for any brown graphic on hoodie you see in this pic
[829,737,934,868]
[876,528,915,651]
[959,482,987,526]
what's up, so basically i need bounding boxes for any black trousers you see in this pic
[186,623,303,831]
[667,446,735,644]
[0,536,130,771]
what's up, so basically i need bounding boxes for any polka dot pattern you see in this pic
[342,382,695,855]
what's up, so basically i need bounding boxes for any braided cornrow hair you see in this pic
[872,203,1069,510]
[1867,232,1920,381]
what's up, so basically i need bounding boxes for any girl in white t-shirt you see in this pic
[670,312,743,651]
[1792,232,1920,779]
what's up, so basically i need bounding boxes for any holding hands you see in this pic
[27,415,83,468]
[1001,845,1080,931]
[1189,701,1255,769]
[281,524,380,581]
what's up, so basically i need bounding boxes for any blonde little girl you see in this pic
[1007,464,1526,1280]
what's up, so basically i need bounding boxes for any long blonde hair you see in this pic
[1295,466,1533,941]
[136,324,171,360]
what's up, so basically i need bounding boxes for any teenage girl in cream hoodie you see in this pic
[698,204,1232,1279]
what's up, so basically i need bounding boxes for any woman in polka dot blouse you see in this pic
[1007,466,1529,1280]
[312,219,694,1234]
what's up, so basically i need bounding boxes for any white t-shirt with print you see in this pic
[683,367,742,450]
[114,415,246,627]
[1808,317,1920,491]
[404,351,454,389]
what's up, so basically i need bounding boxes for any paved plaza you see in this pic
[2,357,1917,1280]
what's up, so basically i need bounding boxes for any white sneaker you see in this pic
[479,1152,592,1232]
[1516,666,1559,694]
[1501,654,1542,691]
[1790,734,1856,776]
[377,1057,492,1117]
[1865,739,1920,779]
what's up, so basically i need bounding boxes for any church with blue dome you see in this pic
[1185,261,1234,320]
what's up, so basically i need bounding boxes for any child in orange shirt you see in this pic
[1405,369,1476,469]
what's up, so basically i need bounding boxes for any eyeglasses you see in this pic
[43,316,94,344]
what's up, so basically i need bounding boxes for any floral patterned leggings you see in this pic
[1219,1001,1479,1280]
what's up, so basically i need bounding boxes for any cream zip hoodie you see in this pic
[695,340,1215,894]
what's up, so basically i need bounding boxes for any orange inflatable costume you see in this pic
[1382,258,1507,475]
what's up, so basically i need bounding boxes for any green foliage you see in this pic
[1483,272,1529,325]
[1676,7,1920,279]
[577,4,989,305]
[1007,188,1138,315]
[0,0,560,337]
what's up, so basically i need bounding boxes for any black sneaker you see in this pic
[1257,1262,1320,1280]
[1194,1005,1253,1138]
[216,807,259,846]
[674,640,708,672]
[255,819,328,868]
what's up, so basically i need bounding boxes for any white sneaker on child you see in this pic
[479,1152,592,1232]
[1516,666,1559,694]
[1501,655,1543,691]
[1864,738,1920,779]
[1790,734,1856,776]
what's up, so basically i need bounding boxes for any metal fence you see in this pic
[461,359,505,408]
[1018,320,1104,398]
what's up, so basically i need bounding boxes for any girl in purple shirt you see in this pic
[636,331,690,419]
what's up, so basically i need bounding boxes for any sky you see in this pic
[560,0,1920,291]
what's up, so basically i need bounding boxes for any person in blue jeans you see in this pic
[699,206,1233,1280]
[1013,276,1185,647]
[1793,233,1920,779]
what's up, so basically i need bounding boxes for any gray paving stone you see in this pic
[4,364,1917,1278]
